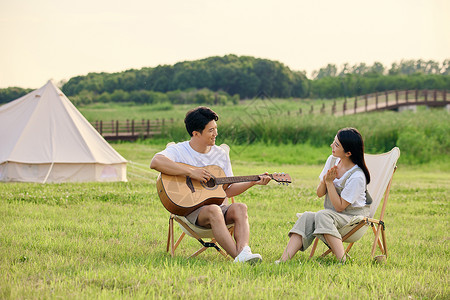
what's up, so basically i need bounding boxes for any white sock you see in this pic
[241,246,251,254]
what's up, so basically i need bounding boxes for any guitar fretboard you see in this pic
[215,174,273,185]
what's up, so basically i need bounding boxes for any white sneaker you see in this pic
[234,246,262,264]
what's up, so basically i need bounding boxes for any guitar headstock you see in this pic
[271,172,292,185]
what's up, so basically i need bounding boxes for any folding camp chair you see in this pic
[164,143,235,259]
[308,147,400,260]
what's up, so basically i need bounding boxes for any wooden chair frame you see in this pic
[309,147,400,260]
[167,213,234,259]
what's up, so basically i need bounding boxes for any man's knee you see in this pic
[228,203,248,220]
[196,205,226,228]
[233,202,248,213]
[203,204,222,216]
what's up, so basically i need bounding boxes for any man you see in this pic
[150,106,270,263]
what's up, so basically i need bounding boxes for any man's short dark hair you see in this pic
[184,106,219,136]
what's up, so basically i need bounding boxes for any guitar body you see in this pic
[157,164,227,216]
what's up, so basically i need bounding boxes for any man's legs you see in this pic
[196,203,257,260]
[196,204,240,258]
[224,202,250,254]
[225,203,261,263]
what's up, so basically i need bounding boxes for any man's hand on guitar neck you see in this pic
[225,172,271,198]
[254,172,271,186]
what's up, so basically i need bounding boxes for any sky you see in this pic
[0,0,449,89]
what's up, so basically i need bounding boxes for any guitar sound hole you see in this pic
[204,178,216,188]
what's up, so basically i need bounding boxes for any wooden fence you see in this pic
[91,119,173,141]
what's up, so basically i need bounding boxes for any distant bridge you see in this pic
[327,89,448,116]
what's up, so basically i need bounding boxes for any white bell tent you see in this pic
[0,80,127,183]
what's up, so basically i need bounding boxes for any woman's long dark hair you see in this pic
[337,128,371,184]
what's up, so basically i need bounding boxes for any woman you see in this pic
[278,127,371,263]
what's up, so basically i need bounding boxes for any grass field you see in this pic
[1,140,449,299]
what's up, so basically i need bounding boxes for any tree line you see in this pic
[310,59,449,98]
[1,56,449,105]
[0,87,34,105]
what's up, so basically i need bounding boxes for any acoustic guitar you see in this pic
[156,163,291,216]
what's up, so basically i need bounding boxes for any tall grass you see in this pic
[159,108,449,165]
[79,99,449,164]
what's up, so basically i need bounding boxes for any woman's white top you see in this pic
[319,155,367,208]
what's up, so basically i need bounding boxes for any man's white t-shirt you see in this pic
[319,155,367,208]
[156,141,233,177]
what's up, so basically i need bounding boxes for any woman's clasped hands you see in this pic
[324,166,338,183]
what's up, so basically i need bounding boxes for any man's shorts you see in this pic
[185,204,231,228]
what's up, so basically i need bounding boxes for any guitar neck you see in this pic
[215,174,273,185]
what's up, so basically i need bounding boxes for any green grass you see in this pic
[1,142,449,299]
